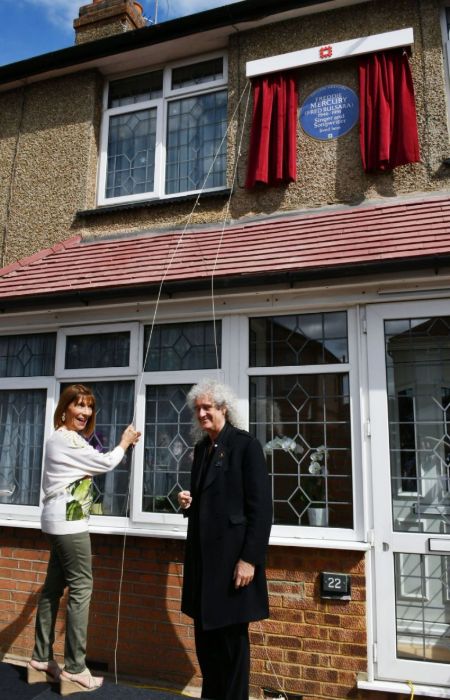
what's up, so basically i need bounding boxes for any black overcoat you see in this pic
[181,422,272,631]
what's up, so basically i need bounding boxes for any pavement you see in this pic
[0,662,191,700]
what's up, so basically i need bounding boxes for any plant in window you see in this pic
[307,445,328,504]
[263,436,304,455]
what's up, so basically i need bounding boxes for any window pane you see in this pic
[143,385,194,513]
[108,70,163,107]
[106,108,157,198]
[172,58,224,90]
[165,90,227,194]
[143,321,221,371]
[0,389,46,506]
[250,312,348,366]
[0,333,56,377]
[395,553,450,663]
[65,332,130,369]
[249,374,353,528]
[385,316,450,532]
[63,381,135,516]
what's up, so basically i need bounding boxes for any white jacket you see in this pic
[41,428,124,534]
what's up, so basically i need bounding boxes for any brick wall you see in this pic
[0,526,388,700]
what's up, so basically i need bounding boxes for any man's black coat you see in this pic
[181,422,272,631]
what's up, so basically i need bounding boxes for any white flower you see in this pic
[308,462,323,475]
[263,436,303,455]
[308,445,328,474]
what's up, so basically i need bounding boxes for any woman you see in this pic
[27,384,140,695]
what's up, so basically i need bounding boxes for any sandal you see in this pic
[60,668,103,695]
[27,659,61,684]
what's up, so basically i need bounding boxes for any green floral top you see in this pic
[66,476,94,521]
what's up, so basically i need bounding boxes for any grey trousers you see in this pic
[32,530,93,673]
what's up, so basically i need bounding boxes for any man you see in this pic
[178,379,272,700]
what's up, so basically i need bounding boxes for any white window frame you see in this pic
[97,51,228,206]
[238,306,364,543]
[132,367,224,527]
[0,305,365,546]
[56,322,140,378]
[0,376,56,520]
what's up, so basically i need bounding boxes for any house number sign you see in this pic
[300,84,359,141]
[320,571,351,599]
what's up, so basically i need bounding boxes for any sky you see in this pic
[0,0,241,67]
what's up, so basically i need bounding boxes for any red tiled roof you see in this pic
[1,195,450,301]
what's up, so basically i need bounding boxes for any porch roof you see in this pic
[1,194,450,306]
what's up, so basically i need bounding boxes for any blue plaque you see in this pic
[300,84,359,141]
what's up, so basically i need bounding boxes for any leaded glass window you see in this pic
[250,312,348,366]
[250,374,352,528]
[108,70,163,108]
[144,321,220,371]
[65,332,130,369]
[100,54,227,204]
[0,389,46,506]
[143,385,193,513]
[106,108,157,199]
[385,315,450,532]
[0,333,56,377]
[395,552,450,664]
[172,58,224,89]
[165,90,227,194]
[62,381,135,516]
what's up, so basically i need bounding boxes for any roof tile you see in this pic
[1,196,450,301]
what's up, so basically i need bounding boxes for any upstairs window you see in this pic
[98,54,228,205]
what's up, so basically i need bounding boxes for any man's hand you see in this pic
[177,490,192,510]
[233,559,255,588]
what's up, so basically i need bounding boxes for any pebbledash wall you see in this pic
[1,1,450,699]
[1,0,450,264]
[0,527,367,699]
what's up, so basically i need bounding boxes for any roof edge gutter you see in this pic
[0,0,356,87]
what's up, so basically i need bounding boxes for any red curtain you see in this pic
[245,71,298,189]
[359,48,420,173]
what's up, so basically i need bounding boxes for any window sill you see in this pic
[357,675,450,697]
[76,188,232,218]
[270,534,370,551]
[0,517,371,550]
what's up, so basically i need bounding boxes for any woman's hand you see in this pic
[178,490,192,510]
[120,425,141,450]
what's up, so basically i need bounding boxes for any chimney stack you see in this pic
[74,0,147,44]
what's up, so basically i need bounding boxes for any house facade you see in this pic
[1,1,450,698]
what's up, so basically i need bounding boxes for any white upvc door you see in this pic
[367,299,450,686]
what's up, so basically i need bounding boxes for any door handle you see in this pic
[382,542,390,551]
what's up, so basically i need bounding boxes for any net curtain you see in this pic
[359,48,420,172]
[245,70,299,188]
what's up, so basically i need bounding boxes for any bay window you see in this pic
[98,53,228,205]
[0,309,359,540]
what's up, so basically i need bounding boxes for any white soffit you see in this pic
[246,27,414,78]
